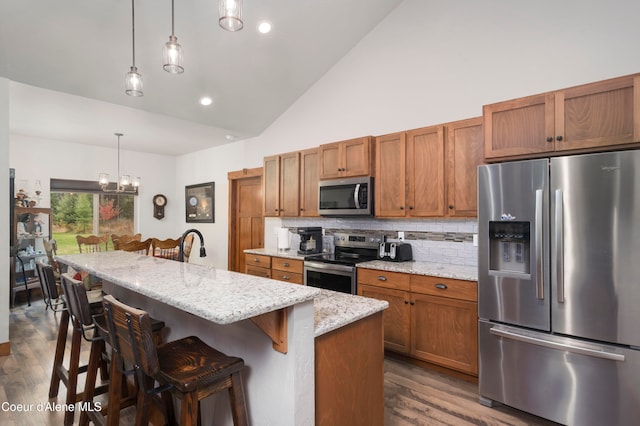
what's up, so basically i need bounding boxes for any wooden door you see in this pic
[410,293,478,375]
[407,125,445,217]
[375,132,406,217]
[228,169,263,272]
[263,155,280,216]
[359,284,411,354]
[280,152,300,217]
[483,92,555,160]
[445,117,483,217]
[318,142,341,179]
[555,74,640,152]
[342,136,371,177]
[300,148,319,216]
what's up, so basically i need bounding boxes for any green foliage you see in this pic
[75,194,93,233]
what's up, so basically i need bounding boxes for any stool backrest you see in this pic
[36,260,59,301]
[119,238,152,255]
[102,294,160,377]
[60,273,93,328]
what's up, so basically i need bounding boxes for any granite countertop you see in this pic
[56,251,320,325]
[313,289,388,337]
[358,260,478,282]
[244,248,306,261]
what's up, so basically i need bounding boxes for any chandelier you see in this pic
[99,133,140,193]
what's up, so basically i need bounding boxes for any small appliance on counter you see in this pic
[297,227,323,255]
[379,242,413,262]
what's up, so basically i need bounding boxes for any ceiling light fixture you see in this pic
[125,0,143,96]
[219,0,243,32]
[99,133,141,193]
[163,0,184,73]
[257,21,272,34]
[200,96,213,106]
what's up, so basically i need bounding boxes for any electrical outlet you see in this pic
[398,231,405,241]
[473,234,478,247]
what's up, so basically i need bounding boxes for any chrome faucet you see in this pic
[179,228,206,262]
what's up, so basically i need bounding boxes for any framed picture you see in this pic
[185,182,215,223]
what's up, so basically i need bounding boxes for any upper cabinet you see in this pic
[484,73,640,160]
[263,152,300,217]
[375,118,483,218]
[263,148,320,218]
[318,136,374,179]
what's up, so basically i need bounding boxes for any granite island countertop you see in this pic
[358,260,478,282]
[56,251,388,337]
[56,251,320,325]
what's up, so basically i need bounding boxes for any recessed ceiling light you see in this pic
[257,20,272,34]
[225,134,236,141]
[200,96,213,106]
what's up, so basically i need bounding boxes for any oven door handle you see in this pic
[304,261,355,274]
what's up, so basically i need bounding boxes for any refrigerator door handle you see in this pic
[535,189,544,300]
[489,327,626,362]
[554,189,565,303]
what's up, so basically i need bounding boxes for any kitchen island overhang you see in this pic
[56,251,388,426]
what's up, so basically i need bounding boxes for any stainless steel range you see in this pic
[304,232,383,294]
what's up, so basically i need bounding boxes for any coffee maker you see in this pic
[297,227,323,255]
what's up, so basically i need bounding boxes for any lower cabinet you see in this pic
[245,253,303,285]
[358,268,478,376]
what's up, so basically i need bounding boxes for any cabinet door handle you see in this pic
[283,262,290,267]
[448,205,454,210]
[556,135,563,141]
[410,301,415,305]
[435,283,448,290]
[546,136,553,142]
[399,206,404,210]
[404,300,409,304]
[282,275,290,280]
[253,258,260,263]
[377,276,387,281]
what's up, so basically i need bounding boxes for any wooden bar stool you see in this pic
[102,294,249,426]
[56,273,110,426]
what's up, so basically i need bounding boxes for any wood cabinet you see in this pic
[358,268,478,376]
[299,148,319,217]
[263,152,300,217]
[375,117,483,218]
[484,73,640,160]
[318,136,373,179]
[11,207,52,306]
[244,253,304,285]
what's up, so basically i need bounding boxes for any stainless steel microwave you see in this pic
[318,176,373,216]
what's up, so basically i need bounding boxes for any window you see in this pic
[50,179,136,254]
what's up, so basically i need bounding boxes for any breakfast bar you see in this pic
[55,251,387,425]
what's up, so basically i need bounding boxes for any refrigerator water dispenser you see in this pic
[488,221,530,274]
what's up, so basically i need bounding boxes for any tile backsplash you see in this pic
[265,217,478,267]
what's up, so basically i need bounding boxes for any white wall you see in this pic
[1,78,10,345]
[9,134,178,240]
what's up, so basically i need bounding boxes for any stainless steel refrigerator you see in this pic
[478,150,640,425]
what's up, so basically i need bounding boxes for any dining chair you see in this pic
[77,234,109,253]
[111,233,142,250]
[150,237,182,260]
[119,238,152,255]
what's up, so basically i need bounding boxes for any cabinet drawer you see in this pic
[272,271,303,285]
[245,253,271,268]
[272,257,303,274]
[357,268,410,291]
[245,265,271,279]
[411,275,477,302]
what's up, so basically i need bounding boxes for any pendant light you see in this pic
[219,0,243,32]
[163,0,184,73]
[99,133,141,193]
[125,0,143,96]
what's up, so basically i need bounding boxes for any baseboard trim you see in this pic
[0,341,10,356]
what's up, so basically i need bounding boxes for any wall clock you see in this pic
[153,194,167,219]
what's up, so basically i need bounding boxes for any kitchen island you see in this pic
[56,251,387,426]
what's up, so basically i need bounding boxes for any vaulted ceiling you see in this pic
[1,0,403,155]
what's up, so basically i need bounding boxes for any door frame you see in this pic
[227,167,263,271]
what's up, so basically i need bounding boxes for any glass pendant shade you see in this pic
[99,173,110,186]
[125,66,143,96]
[163,35,184,73]
[219,0,243,31]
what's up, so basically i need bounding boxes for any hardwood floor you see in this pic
[2,297,559,425]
